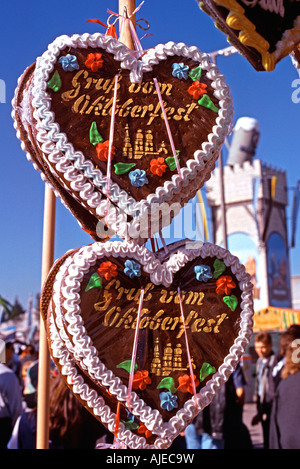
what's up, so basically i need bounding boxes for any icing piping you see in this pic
[90,121,104,146]
[59,54,79,72]
[47,71,62,92]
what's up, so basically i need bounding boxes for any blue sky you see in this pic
[1,0,300,307]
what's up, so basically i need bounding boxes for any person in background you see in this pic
[0,341,23,448]
[251,331,276,449]
[269,324,300,399]
[7,360,39,449]
[5,341,20,377]
[185,362,251,449]
[9,371,112,449]
[48,373,111,449]
[269,334,300,448]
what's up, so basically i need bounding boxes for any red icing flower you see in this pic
[85,52,104,72]
[216,275,236,295]
[177,374,199,394]
[96,141,116,162]
[138,424,153,439]
[97,261,118,281]
[132,370,152,391]
[188,81,207,100]
[150,157,167,176]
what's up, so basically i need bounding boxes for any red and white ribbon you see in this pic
[127,287,145,411]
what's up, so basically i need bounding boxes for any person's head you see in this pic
[279,324,300,357]
[5,341,14,363]
[254,332,273,359]
[49,373,83,443]
[23,360,39,409]
[280,325,300,379]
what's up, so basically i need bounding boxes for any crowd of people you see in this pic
[172,324,300,450]
[0,340,113,449]
[1,324,300,450]
[252,325,300,449]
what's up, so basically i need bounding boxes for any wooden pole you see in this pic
[218,149,228,250]
[118,0,136,49]
[36,184,56,449]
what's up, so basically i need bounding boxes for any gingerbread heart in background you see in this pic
[12,64,104,241]
[198,0,300,71]
[41,240,253,449]
[13,33,233,242]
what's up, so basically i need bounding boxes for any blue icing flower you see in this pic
[160,392,178,412]
[172,63,189,80]
[124,259,141,278]
[194,264,213,282]
[128,169,148,187]
[59,54,79,72]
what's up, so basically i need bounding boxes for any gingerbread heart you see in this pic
[13,33,233,241]
[199,0,300,71]
[42,240,253,449]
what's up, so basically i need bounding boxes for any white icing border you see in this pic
[49,240,253,449]
[26,33,232,240]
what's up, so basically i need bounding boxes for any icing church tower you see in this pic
[206,117,292,310]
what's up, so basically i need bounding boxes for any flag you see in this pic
[262,176,277,242]
[291,180,300,248]
[271,176,277,200]
[252,177,261,240]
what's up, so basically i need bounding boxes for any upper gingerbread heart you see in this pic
[13,33,233,241]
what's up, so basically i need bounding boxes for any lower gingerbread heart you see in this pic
[42,240,253,449]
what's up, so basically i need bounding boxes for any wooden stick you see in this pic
[118,0,136,49]
[36,184,56,449]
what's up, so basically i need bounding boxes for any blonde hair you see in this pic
[281,340,300,379]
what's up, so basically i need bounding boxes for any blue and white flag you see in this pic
[252,177,261,240]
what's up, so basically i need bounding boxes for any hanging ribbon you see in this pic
[86,19,118,39]
[114,402,121,440]
[159,229,169,254]
[127,287,145,411]
[153,78,182,181]
[177,287,198,409]
[105,73,119,222]
[107,1,145,57]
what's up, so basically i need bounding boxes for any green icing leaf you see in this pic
[213,259,226,279]
[199,362,216,382]
[47,70,62,92]
[85,272,102,292]
[89,121,104,145]
[189,66,202,81]
[116,360,138,373]
[165,151,180,171]
[223,294,238,311]
[157,377,177,394]
[198,94,219,113]
[122,420,139,431]
[114,162,136,175]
